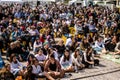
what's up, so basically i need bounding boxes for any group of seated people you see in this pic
[0,38,100,80]
[1,31,120,80]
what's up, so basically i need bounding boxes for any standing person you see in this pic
[60,49,74,72]
[44,54,65,79]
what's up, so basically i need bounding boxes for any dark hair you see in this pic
[27,54,35,60]
[86,47,92,55]
[10,55,16,62]
[74,49,79,58]
[27,54,35,65]
[63,49,70,62]
[25,65,35,80]
[50,53,55,59]
[4,63,10,69]
[32,58,38,64]
[27,65,33,73]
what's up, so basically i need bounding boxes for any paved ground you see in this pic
[61,59,120,80]
[80,71,120,80]
[2,52,120,80]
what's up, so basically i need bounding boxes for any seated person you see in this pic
[33,38,42,54]
[115,42,120,54]
[54,40,65,59]
[71,49,85,72]
[105,35,116,52]
[44,54,64,79]
[32,58,54,80]
[47,47,59,61]
[60,49,74,72]
[15,40,29,61]
[6,42,16,60]
[0,63,15,80]
[35,49,46,66]
[80,38,90,52]
[93,37,106,54]
[10,55,24,77]
[114,42,120,59]
[24,65,36,80]
[82,47,99,68]
[27,54,35,66]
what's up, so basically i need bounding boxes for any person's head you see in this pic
[58,40,64,46]
[49,54,55,64]
[4,63,11,71]
[98,37,103,42]
[83,38,87,44]
[10,55,17,63]
[38,49,43,55]
[86,47,93,55]
[33,58,39,66]
[35,38,40,42]
[31,25,36,30]
[43,42,49,49]
[74,49,80,58]
[105,34,110,38]
[64,49,70,57]
[64,49,70,62]
[27,54,35,62]
[15,40,21,47]
[10,42,15,49]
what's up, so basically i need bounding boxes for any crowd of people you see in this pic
[0,2,120,80]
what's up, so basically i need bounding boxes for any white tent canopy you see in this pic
[38,0,56,2]
[0,0,23,2]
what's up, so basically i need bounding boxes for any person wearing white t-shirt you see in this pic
[65,35,72,47]
[60,49,74,72]
[71,49,84,72]
[35,49,46,66]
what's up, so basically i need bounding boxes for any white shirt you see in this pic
[60,55,72,69]
[33,41,42,52]
[10,60,23,73]
[71,53,82,66]
[35,54,46,61]
[46,51,59,61]
[65,38,72,47]
[32,65,42,74]
[95,41,105,49]
[29,29,39,36]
